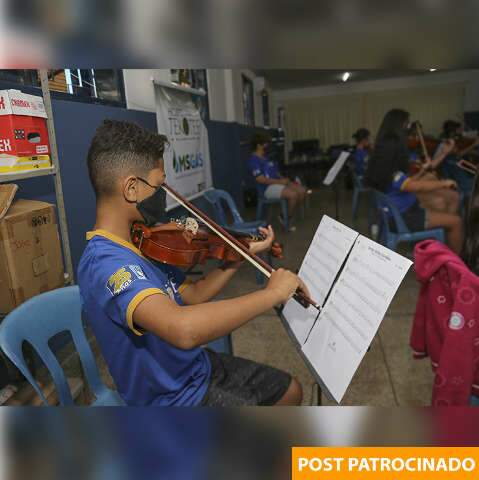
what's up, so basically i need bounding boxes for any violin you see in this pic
[408,121,440,159]
[132,183,319,310]
[131,218,283,267]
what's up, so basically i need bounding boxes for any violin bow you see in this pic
[161,183,320,311]
[414,121,430,163]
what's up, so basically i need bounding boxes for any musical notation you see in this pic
[302,234,412,403]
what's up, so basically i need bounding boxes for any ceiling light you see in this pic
[342,72,350,82]
[429,68,437,72]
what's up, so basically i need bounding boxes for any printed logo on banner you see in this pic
[156,87,213,206]
[168,116,201,139]
[172,151,204,174]
[0,97,5,109]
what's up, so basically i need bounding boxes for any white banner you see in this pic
[154,86,213,210]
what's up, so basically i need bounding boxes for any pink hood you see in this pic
[414,240,470,284]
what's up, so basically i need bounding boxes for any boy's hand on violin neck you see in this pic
[248,225,275,255]
[266,268,301,304]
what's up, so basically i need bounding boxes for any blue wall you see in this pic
[206,120,243,207]
[205,121,266,202]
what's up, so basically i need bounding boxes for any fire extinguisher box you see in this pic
[0,90,51,173]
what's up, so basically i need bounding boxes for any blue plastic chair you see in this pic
[352,173,374,230]
[203,188,272,286]
[374,190,445,251]
[0,286,125,406]
[203,189,266,234]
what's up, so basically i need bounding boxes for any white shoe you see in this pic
[278,214,296,232]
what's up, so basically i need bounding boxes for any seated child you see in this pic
[78,120,307,406]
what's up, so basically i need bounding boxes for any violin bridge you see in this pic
[170,217,199,235]
[184,217,199,235]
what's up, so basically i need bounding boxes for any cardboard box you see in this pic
[0,184,17,219]
[0,89,51,173]
[0,199,65,314]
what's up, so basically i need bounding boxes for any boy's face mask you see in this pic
[127,177,167,226]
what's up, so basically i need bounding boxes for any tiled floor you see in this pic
[90,185,434,406]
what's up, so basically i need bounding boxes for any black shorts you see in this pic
[201,350,292,406]
[402,202,427,231]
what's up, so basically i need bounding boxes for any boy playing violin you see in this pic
[78,119,305,406]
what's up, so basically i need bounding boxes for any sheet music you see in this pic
[323,151,350,186]
[282,215,358,345]
[302,235,412,403]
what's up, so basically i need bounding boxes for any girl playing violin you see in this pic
[406,121,460,215]
[78,119,307,407]
[431,120,479,196]
[366,109,463,253]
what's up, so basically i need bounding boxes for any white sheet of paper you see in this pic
[282,215,358,345]
[302,235,413,403]
[323,151,350,186]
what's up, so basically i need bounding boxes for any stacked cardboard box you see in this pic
[0,199,65,315]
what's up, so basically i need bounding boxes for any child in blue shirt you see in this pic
[248,132,309,231]
[78,120,306,406]
[351,128,371,177]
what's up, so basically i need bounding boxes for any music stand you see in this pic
[323,151,350,221]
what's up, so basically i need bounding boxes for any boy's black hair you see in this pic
[352,128,370,143]
[87,119,168,198]
[365,108,410,192]
[250,132,272,151]
[442,119,461,138]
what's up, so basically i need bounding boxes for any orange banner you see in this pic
[292,447,479,480]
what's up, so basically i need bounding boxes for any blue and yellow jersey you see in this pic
[386,171,417,213]
[77,230,211,406]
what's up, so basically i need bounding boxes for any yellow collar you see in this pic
[86,229,144,257]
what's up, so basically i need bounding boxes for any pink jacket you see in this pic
[411,240,479,406]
